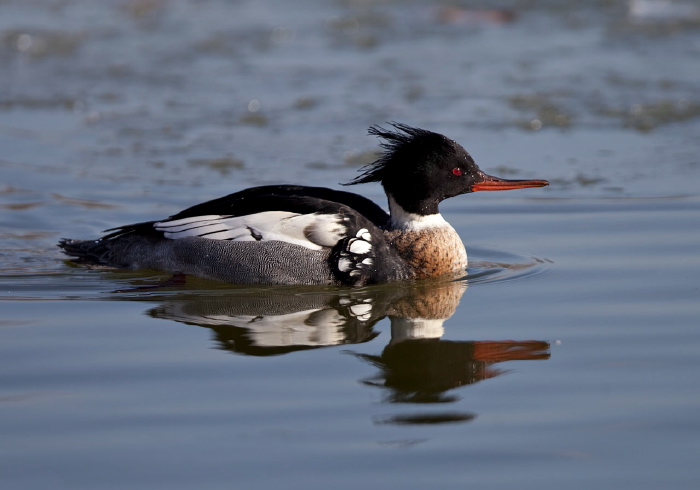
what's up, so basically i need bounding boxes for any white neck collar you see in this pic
[387,194,449,231]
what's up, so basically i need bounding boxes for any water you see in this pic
[2,0,700,488]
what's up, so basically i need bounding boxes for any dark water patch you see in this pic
[2,29,85,59]
[187,155,245,175]
[597,98,700,131]
[374,411,477,426]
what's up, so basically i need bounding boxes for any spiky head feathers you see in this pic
[344,123,469,186]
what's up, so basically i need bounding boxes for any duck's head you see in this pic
[344,123,549,215]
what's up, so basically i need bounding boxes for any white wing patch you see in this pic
[154,212,347,251]
[349,239,372,254]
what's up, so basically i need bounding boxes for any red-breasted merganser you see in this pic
[59,123,548,286]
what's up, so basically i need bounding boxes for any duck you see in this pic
[59,123,548,286]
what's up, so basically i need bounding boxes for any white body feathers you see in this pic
[155,212,348,251]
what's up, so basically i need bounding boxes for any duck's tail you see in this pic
[58,238,108,264]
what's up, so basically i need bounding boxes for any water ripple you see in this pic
[465,244,553,286]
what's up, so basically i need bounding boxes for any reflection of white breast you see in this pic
[390,317,446,343]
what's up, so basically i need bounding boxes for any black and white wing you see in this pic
[96,185,407,285]
[153,211,347,250]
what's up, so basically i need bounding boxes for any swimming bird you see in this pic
[59,123,548,286]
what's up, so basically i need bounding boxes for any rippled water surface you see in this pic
[2,1,700,489]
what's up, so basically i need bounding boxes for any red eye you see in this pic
[452,168,462,176]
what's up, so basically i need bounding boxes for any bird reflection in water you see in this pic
[146,276,549,424]
[357,339,550,405]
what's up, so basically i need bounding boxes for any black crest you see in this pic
[343,122,454,186]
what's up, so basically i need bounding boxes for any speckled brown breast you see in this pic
[385,226,467,279]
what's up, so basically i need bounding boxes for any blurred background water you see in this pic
[1,0,699,489]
